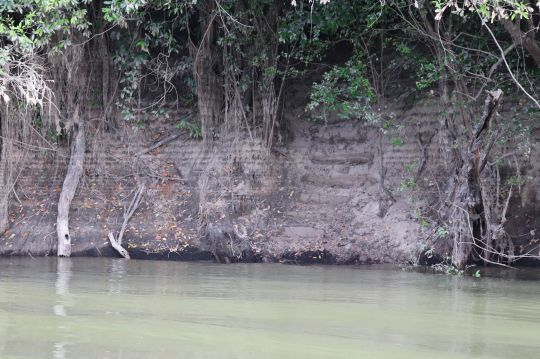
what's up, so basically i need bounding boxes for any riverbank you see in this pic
[1,88,538,265]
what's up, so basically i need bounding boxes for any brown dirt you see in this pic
[1,89,538,265]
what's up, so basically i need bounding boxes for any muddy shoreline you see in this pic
[0,241,360,265]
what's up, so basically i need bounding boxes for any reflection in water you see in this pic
[53,342,66,359]
[53,259,73,359]
[0,258,539,359]
[109,259,126,295]
[54,258,73,317]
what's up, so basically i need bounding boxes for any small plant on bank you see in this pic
[176,117,202,140]
[436,226,448,238]
[306,55,376,123]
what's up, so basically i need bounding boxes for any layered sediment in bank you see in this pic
[2,90,538,265]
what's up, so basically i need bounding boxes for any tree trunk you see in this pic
[192,0,222,140]
[57,122,85,257]
[0,105,9,234]
[501,19,540,68]
[262,84,277,147]
[196,58,222,139]
[257,3,279,147]
[446,90,503,268]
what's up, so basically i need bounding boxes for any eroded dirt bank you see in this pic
[1,91,538,265]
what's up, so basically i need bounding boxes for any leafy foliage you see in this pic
[176,117,202,139]
[0,0,94,108]
[307,56,375,121]
[0,0,90,52]
[102,0,195,120]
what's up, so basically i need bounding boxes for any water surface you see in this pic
[0,258,539,358]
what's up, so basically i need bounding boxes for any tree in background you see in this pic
[0,0,90,255]
[295,0,539,267]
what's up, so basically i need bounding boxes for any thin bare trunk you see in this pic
[378,119,395,217]
[57,121,85,257]
[0,69,11,233]
[262,85,277,147]
[0,110,9,234]
[0,103,23,234]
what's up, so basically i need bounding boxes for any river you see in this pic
[0,258,539,358]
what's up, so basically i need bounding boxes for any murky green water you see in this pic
[1,258,540,358]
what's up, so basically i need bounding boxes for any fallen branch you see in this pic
[108,232,131,259]
[135,133,184,157]
[108,183,145,259]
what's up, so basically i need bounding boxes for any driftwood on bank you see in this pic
[135,133,185,157]
[108,183,145,259]
[108,232,130,259]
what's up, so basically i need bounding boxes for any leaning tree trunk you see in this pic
[57,122,85,257]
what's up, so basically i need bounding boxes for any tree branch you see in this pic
[108,183,145,259]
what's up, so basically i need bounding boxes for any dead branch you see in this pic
[108,183,145,259]
[135,133,185,157]
[479,129,501,173]
[108,232,131,259]
[500,185,513,225]
[471,89,502,144]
